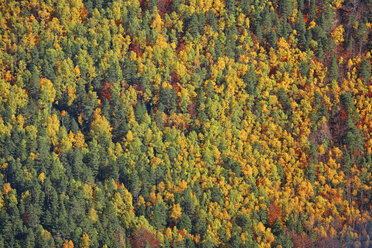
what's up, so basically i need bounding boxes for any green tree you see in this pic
[244,67,258,96]
[187,13,201,38]
[206,11,218,31]
[279,0,293,20]
[159,86,178,115]
[229,224,243,247]
[236,214,251,231]
[272,218,283,236]
[151,202,167,229]
[296,12,307,49]
[277,88,292,116]
[356,22,368,54]
[135,100,147,124]
[178,213,192,233]
[359,59,371,81]
[193,215,207,236]
[210,185,223,203]
[306,163,316,184]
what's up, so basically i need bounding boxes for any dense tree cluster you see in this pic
[0,0,371,247]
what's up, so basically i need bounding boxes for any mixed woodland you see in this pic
[0,0,371,247]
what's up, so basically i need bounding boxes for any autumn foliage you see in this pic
[0,0,370,247]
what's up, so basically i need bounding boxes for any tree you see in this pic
[210,185,223,203]
[272,218,283,236]
[206,11,218,31]
[129,170,140,200]
[277,88,291,116]
[306,163,316,184]
[187,13,201,38]
[328,55,338,82]
[135,100,147,124]
[239,0,251,13]
[275,232,294,248]
[267,30,278,49]
[279,0,293,20]
[80,233,90,248]
[29,66,40,98]
[236,214,251,231]
[90,108,112,144]
[244,67,257,96]
[225,0,236,16]
[170,203,182,221]
[131,226,160,248]
[151,202,167,229]
[359,59,371,82]
[178,213,192,233]
[39,78,56,111]
[356,22,368,54]
[193,215,207,236]
[182,189,194,216]
[296,12,307,49]
[159,85,178,115]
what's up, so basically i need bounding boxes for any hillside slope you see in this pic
[0,0,371,247]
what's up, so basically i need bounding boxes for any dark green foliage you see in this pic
[30,66,40,98]
[299,61,310,77]
[178,213,192,233]
[226,27,238,58]
[279,0,293,20]
[182,189,194,216]
[275,232,294,248]
[206,11,218,31]
[359,59,371,81]
[343,126,363,152]
[135,101,147,124]
[328,55,339,81]
[193,215,207,236]
[296,13,307,49]
[272,218,283,236]
[267,30,278,49]
[129,170,140,200]
[152,202,167,230]
[307,163,316,184]
[226,0,236,16]
[341,92,359,127]
[277,88,292,116]
[210,185,223,203]
[239,0,251,13]
[200,239,216,248]
[229,224,243,247]
[356,22,368,53]
[255,24,263,44]
[236,214,251,230]
[187,13,201,38]
[244,67,258,95]
[159,86,178,115]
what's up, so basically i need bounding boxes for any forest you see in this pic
[0,0,371,247]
